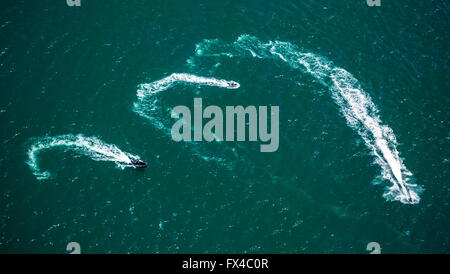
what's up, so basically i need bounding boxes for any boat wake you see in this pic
[191,35,422,204]
[137,73,239,99]
[26,134,140,180]
[133,73,240,165]
[134,73,239,128]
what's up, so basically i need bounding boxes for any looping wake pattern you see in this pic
[26,134,140,180]
[192,34,422,204]
[133,73,240,165]
[134,73,239,130]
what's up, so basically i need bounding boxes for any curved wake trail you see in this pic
[137,73,239,99]
[133,73,240,164]
[192,35,422,204]
[26,134,140,180]
[134,73,239,130]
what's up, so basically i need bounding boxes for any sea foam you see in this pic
[26,134,140,180]
[192,34,422,204]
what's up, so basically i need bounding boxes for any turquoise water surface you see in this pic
[0,0,449,253]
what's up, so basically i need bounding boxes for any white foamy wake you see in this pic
[137,73,239,99]
[26,134,140,180]
[133,73,240,165]
[192,35,422,204]
[134,73,239,131]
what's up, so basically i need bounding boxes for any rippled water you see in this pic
[0,0,448,253]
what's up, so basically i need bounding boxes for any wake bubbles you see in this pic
[134,73,240,132]
[192,34,422,204]
[26,35,422,204]
[137,73,239,99]
[133,73,241,165]
[26,134,141,180]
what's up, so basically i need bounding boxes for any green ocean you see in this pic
[0,0,448,253]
